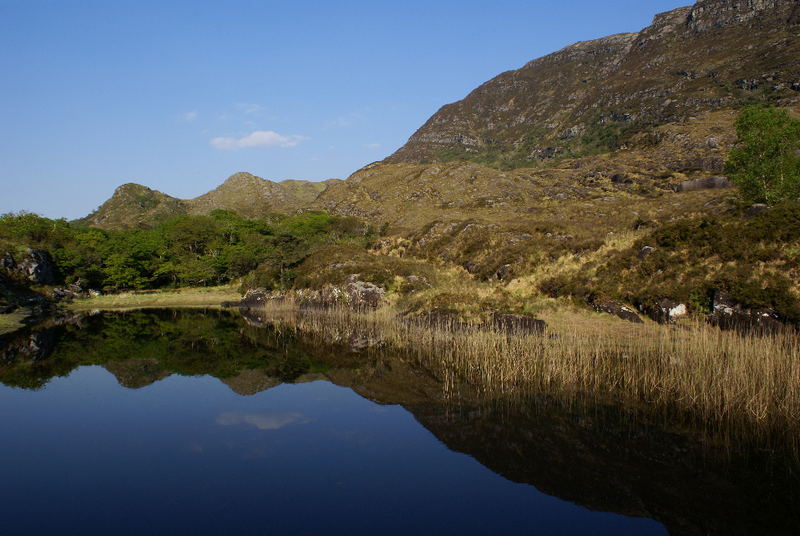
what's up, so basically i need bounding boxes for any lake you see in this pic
[0,309,797,535]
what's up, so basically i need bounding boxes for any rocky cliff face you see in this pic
[386,0,800,166]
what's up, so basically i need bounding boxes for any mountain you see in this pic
[187,172,334,219]
[386,0,800,167]
[79,183,189,230]
[81,173,338,229]
[87,0,799,235]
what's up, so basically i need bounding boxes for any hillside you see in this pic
[386,0,800,167]
[70,0,800,327]
[81,173,337,229]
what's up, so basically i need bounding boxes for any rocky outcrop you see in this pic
[644,299,689,324]
[2,249,57,285]
[709,290,785,332]
[232,275,387,312]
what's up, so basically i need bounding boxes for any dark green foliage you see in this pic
[725,106,800,204]
[0,210,375,293]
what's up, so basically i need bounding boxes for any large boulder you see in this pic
[644,299,688,324]
[343,275,385,308]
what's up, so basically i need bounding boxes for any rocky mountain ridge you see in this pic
[386,0,800,166]
[81,173,339,229]
[86,0,800,232]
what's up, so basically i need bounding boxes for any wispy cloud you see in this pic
[363,142,381,149]
[326,111,364,129]
[182,110,198,122]
[236,103,265,115]
[215,411,310,431]
[210,130,309,150]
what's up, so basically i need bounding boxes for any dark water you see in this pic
[0,310,797,535]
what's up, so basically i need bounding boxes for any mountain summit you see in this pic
[386,0,800,167]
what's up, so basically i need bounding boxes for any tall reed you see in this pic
[253,300,800,452]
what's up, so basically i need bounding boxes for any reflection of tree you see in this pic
[0,309,328,389]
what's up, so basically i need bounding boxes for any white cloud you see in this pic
[364,143,381,149]
[216,411,310,431]
[182,110,198,122]
[210,130,309,150]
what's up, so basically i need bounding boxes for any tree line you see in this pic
[0,210,374,292]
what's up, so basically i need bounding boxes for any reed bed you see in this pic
[255,300,800,451]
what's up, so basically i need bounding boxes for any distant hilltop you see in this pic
[80,173,341,229]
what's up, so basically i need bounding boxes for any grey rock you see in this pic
[345,276,386,308]
[645,299,688,324]
[18,249,57,285]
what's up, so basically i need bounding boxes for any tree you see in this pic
[725,106,800,204]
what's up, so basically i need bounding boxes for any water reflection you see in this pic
[0,309,798,535]
[215,411,311,430]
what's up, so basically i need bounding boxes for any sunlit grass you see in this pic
[68,285,240,311]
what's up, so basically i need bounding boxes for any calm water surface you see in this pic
[0,309,796,535]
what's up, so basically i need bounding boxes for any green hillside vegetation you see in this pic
[0,210,374,292]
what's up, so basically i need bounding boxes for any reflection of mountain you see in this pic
[1,309,798,534]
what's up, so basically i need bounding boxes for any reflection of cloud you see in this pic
[216,411,310,430]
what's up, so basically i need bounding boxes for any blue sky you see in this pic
[0,0,688,219]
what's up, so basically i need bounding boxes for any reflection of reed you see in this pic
[249,300,800,459]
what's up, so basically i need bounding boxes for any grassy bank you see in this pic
[68,285,240,311]
[252,300,800,452]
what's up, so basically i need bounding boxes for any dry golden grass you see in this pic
[68,285,240,311]
[254,300,800,452]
